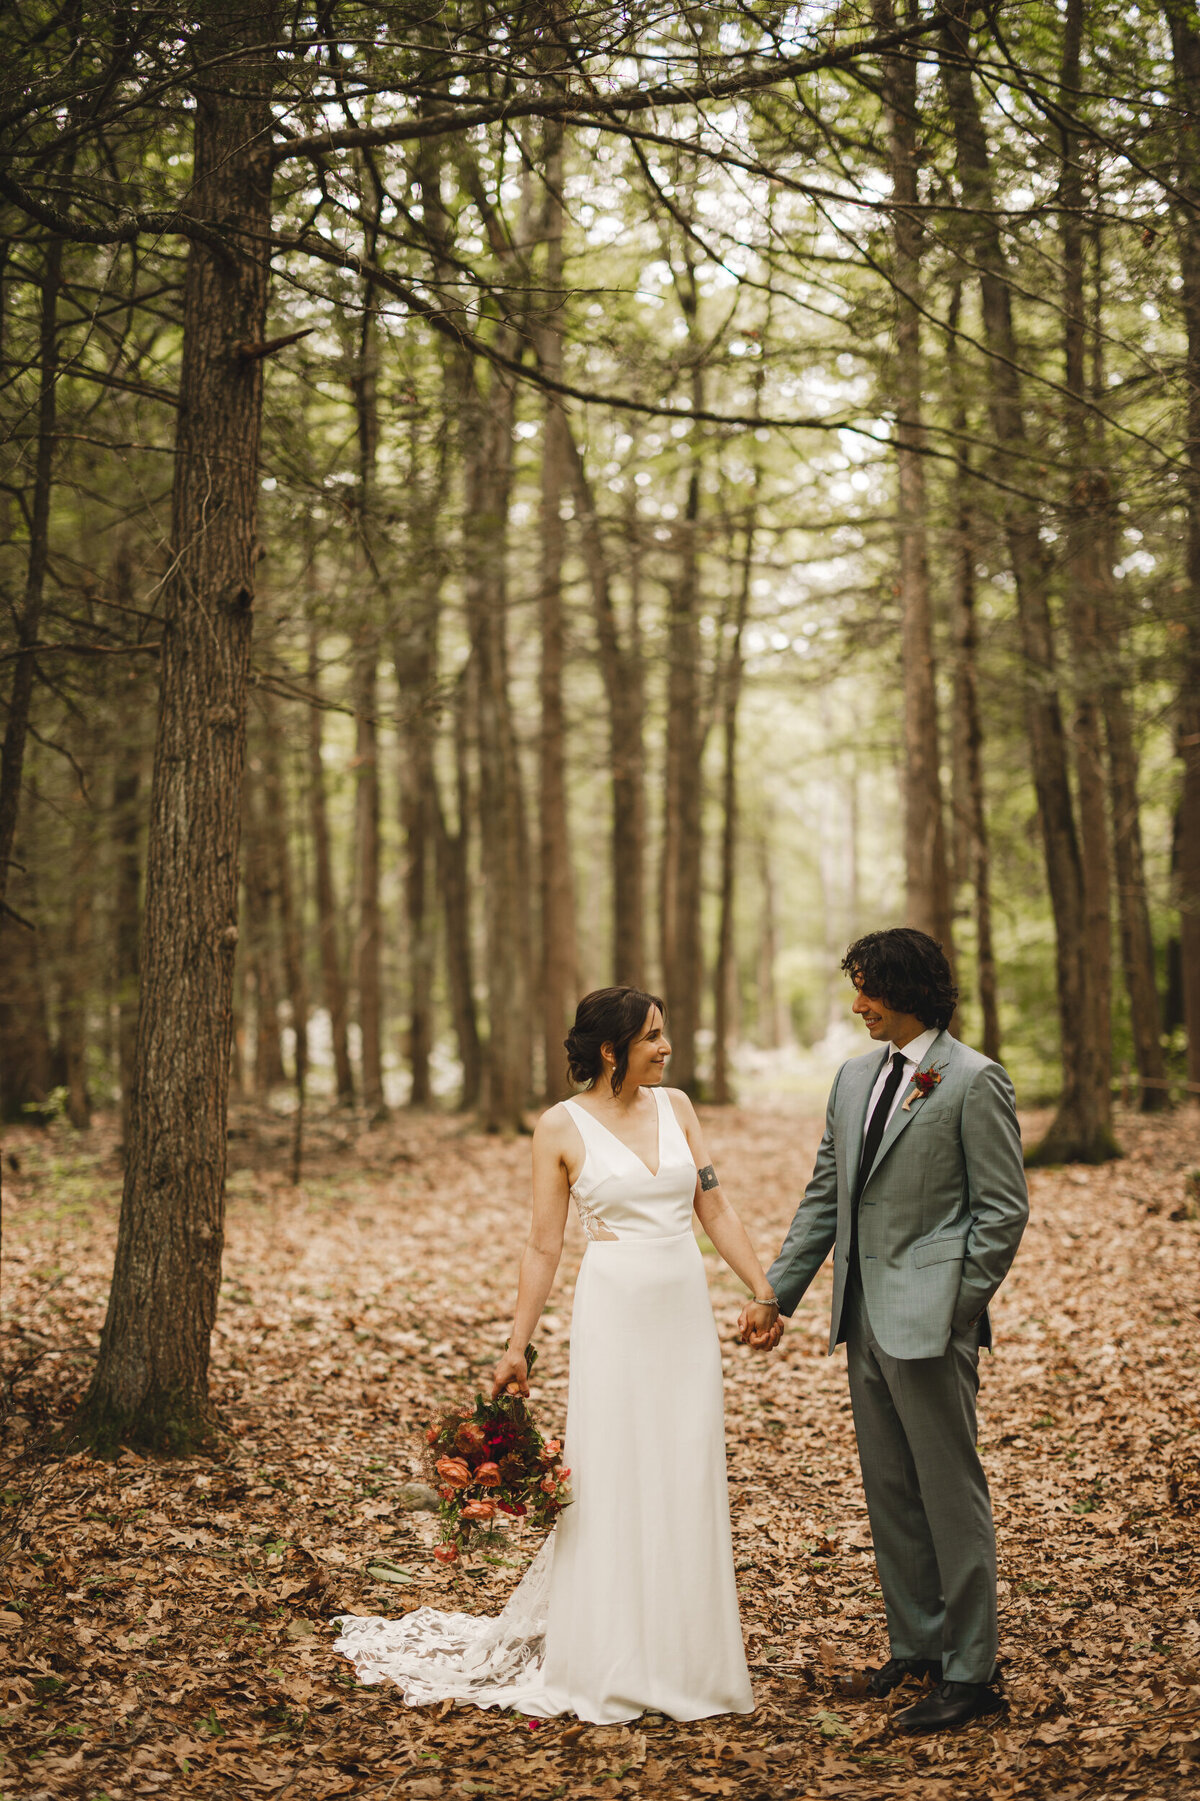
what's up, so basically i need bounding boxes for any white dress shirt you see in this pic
[861,1026,941,1144]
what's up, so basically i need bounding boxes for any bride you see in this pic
[332,987,783,1723]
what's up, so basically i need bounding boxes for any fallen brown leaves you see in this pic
[2,1100,1199,1800]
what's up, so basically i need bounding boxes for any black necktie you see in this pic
[855,1050,908,1200]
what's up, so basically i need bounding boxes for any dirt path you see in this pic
[2,1102,1199,1799]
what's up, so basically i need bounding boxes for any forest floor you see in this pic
[2,1099,1199,1801]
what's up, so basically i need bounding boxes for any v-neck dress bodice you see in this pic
[562,1087,697,1240]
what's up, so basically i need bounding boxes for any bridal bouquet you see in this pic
[425,1355,571,1565]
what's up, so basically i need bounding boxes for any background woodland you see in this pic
[2,0,1200,1449]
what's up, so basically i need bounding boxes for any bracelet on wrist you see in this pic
[751,1294,780,1311]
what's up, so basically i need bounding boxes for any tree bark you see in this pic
[417,124,523,1121]
[661,252,705,1092]
[352,641,386,1115]
[75,4,278,1453]
[563,426,646,986]
[1163,0,1200,1104]
[306,635,356,1106]
[944,306,1001,1062]
[260,689,308,1170]
[1106,677,1168,1107]
[109,540,144,1151]
[940,3,1116,1160]
[242,752,286,1093]
[875,0,954,954]
[394,551,439,1109]
[1059,0,1116,1140]
[460,357,531,1130]
[756,827,789,1050]
[711,518,753,1106]
[112,756,142,1148]
[350,218,387,1118]
[0,229,62,907]
[434,663,483,1109]
[0,909,53,1120]
[58,755,93,1130]
[536,121,578,1102]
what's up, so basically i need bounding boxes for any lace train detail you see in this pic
[330,1533,556,1712]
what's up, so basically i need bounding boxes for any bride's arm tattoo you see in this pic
[697,1164,719,1191]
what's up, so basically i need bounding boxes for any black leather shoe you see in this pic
[894,1679,1006,1733]
[864,1656,942,1699]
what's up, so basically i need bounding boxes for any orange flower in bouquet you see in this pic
[434,1457,472,1488]
[425,1346,572,1563]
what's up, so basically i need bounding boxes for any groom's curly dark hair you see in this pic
[842,928,958,1032]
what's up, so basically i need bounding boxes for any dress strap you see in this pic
[652,1086,690,1160]
[561,1098,606,1189]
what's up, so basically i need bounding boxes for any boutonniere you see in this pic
[901,1062,946,1111]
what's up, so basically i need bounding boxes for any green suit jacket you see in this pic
[767,1032,1029,1360]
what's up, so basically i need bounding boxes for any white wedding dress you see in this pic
[331,1086,754,1723]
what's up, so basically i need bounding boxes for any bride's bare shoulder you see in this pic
[534,1099,579,1145]
[662,1086,699,1123]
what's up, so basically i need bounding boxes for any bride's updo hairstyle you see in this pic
[565,987,665,1096]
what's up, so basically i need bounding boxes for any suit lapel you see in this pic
[860,1030,952,1193]
[847,1048,890,1194]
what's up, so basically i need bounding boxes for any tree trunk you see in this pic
[242,753,286,1093]
[259,695,307,1084]
[1105,679,1167,1107]
[1059,0,1117,1141]
[945,345,1002,1063]
[756,828,789,1050]
[0,909,53,1120]
[349,197,388,1119]
[59,757,93,1130]
[940,3,1116,1161]
[661,289,705,1093]
[875,0,954,954]
[711,525,753,1106]
[461,362,531,1131]
[537,122,578,1102]
[306,635,355,1106]
[112,758,142,1148]
[1163,0,1200,1105]
[0,229,61,907]
[75,5,278,1454]
[260,689,308,1171]
[109,540,143,1151]
[353,642,386,1115]
[0,766,52,1123]
[394,569,438,1109]
[563,426,646,986]
[434,663,483,1109]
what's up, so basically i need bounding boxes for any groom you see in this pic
[742,928,1028,1732]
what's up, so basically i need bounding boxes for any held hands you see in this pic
[739,1299,784,1352]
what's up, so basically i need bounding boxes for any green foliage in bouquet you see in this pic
[424,1347,572,1564]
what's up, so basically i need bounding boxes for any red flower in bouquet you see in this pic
[475,1462,502,1487]
[461,1499,497,1522]
[901,1062,946,1112]
[433,1542,458,1565]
